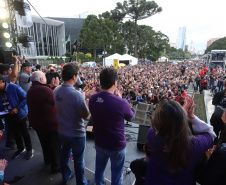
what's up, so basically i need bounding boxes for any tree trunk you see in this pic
[134,19,138,58]
[93,48,96,59]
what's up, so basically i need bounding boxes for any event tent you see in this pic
[120,54,138,66]
[104,53,122,66]
[104,53,138,66]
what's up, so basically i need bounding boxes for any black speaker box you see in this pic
[0,48,14,64]
[137,125,151,149]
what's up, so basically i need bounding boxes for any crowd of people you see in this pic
[0,54,225,185]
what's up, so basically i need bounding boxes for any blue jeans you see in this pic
[218,81,224,91]
[95,145,126,185]
[209,81,215,90]
[59,134,87,185]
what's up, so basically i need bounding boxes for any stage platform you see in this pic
[1,122,145,185]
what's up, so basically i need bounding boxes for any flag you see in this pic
[65,35,71,44]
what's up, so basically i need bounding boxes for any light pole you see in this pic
[102,50,107,67]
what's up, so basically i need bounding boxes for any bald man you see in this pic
[27,71,61,173]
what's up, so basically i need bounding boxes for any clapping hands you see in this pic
[83,88,96,100]
[184,96,195,119]
[50,77,59,89]
[115,85,124,98]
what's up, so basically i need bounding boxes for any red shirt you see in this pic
[200,71,205,76]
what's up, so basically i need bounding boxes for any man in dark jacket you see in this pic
[27,71,60,173]
[45,65,61,87]
[210,80,226,144]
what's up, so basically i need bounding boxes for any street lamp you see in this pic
[102,50,107,67]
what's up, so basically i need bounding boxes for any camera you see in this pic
[50,69,54,73]
[219,97,226,108]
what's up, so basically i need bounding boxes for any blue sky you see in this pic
[29,0,226,51]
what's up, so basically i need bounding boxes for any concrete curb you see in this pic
[203,90,215,125]
[204,90,210,125]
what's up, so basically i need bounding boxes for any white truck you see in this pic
[209,50,226,72]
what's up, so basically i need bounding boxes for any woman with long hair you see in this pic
[145,97,216,185]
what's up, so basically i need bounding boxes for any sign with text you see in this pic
[114,59,118,69]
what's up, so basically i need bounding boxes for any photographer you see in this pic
[176,87,187,103]
[45,65,61,87]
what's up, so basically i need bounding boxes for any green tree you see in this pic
[99,11,125,55]
[79,15,102,59]
[116,0,162,57]
[85,53,92,59]
[121,20,135,55]
[99,9,125,23]
[205,37,226,54]
[185,53,191,59]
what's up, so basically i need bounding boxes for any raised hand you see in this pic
[50,77,59,89]
[20,55,26,63]
[12,53,18,62]
[184,96,195,119]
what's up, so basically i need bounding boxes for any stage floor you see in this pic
[2,122,145,185]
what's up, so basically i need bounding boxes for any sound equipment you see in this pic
[132,102,154,125]
[0,48,14,64]
[137,124,151,149]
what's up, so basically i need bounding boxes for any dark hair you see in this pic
[0,64,10,74]
[100,68,118,89]
[62,63,79,81]
[0,75,5,82]
[152,99,190,171]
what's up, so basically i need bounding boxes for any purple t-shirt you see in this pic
[89,92,134,151]
[145,127,213,185]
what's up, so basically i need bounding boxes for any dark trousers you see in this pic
[37,130,61,171]
[5,115,32,151]
[218,81,224,91]
[4,120,16,147]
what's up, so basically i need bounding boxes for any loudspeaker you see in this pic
[137,125,151,149]
[0,48,14,64]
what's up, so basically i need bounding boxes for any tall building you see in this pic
[17,15,66,62]
[48,17,85,51]
[206,38,221,48]
[177,27,186,50]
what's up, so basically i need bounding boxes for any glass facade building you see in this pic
[177,27,186,50]
[16,15,66,61]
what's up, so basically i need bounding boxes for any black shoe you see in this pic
[25,149,34,160]
[12,149,26,159]
[62,171,75,185]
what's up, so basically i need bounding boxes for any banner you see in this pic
[114,59,118,69]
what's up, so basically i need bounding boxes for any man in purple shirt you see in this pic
[89,68,134,185]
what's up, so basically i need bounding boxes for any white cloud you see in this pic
[28,0,226,51]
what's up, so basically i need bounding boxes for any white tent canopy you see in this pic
[120,54,138,65]
[105,53,122,60]
[158,56,168,62]
[104,53,138,66]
